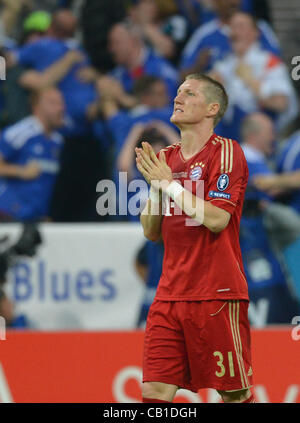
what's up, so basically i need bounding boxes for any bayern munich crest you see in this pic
[189,162,205,181]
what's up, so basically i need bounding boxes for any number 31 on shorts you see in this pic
[213,351,235,377]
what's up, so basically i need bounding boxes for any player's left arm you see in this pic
[165,179,231,233]
[204,139,248,225]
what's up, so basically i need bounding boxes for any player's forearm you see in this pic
[140,196,163,242]
[202,200,231,233]
[166,181,230,233]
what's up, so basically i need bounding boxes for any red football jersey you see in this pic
[155,133,249,301]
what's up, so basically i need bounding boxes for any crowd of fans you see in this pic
[0,0,299,327]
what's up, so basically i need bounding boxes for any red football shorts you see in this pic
[143,299,253,392]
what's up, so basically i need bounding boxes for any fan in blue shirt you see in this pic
[95,76,179,221]
[240,113,300,324]
[276,132,300,213]
[97,76,175,153]
[175,0,255,29]
[0,88,64,221]
[11,10,97,137]
[275,131,300,214]
[179,0,281,75]
[108,22,179,103]
[253,131,300,214]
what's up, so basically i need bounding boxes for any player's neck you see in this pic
[180,125,214,160]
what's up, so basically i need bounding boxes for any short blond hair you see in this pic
[185,73,228,126]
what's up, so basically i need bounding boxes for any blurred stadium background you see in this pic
[0,0,299,403]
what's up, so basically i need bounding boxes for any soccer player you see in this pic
[135,73,254,403]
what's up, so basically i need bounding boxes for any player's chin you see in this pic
[170,114,182,124]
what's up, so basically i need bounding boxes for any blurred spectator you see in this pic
[1,11,52,127]
[241,112,275,199]
[80,0,128,72]
[98,75,175,153]
[0,0,32,43]
[179,0,281,77]
[254,129,300,214]
[92,75,176,222]
[211,12,298,140]
[240,113,300,325]
[6,8,110,222]
[128,0,189,64]
[115,121,178,222]
[108,21,179,103]
[0,87,64,221]
[176,0,272,30]
[175,0,216,29]
[20,10,52,45]
[135,240,164,328]
[10,8,98,137]
[118,121,179,182]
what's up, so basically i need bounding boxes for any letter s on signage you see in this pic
[113,366,142,403]
[291,56,300,81]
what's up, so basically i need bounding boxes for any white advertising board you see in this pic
[0,223,146,330]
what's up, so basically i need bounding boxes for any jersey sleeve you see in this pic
[205,139,249,215]
[0,130,19,161]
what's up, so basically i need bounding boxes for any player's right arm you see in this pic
[137,143,164,242]
[140,191,164,242]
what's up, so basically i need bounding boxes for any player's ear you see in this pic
[207,102,220,120]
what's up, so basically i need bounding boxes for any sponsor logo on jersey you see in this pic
[209,190,231,200]
[172,172,188,178]
[217,174,229,191]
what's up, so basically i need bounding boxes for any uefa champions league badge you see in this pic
[189,162,205,181]
[217,174,229,191]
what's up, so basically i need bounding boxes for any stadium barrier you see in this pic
[0,328,299,403]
